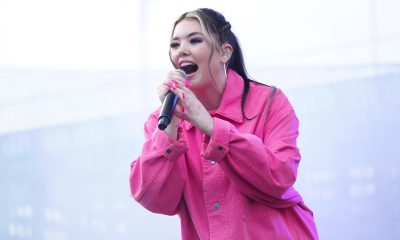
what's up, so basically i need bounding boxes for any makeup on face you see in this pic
[170,18,224,94]
[170,32,205,76]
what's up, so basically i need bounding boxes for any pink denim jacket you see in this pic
[130,69,318,239]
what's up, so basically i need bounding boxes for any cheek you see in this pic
[196,49,212,65]
[170,51,179,64]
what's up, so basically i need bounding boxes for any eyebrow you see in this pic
[172,32,203,41]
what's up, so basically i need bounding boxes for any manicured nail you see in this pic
[184,80,192,87]
[172,79,179,85]
[164,82,172,88]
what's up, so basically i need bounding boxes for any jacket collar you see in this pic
[184,69,256,130]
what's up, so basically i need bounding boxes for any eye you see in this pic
[170,42,180,49]
[190,37,203,44]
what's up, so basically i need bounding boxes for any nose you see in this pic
[177,42,189,57]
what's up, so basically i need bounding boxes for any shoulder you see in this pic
[248,82,291,107]
[265,87,298,131]
[247,81,275,104]
[250,81,292,106]
[269,88,294,114]
[247,81,295,120]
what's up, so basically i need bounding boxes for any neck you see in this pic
[193,71,227,111]
[196,90,221,111]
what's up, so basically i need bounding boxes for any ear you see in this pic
[221,43,233,64]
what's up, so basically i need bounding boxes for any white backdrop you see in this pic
[0,0,399,239]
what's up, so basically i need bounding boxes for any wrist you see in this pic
[204,117,214,137]
[163,117,180,140]
[164,124,178,140]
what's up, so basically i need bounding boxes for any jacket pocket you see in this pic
[236,191,278,222]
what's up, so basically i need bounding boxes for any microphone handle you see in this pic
[157,69,187,130]
[158,91,179,130]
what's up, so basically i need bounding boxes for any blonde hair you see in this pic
[169,8,256,119]
[170,11,222,53]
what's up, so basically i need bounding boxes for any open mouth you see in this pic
[180,63,198,75]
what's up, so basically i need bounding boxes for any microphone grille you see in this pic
[175,69,187,79]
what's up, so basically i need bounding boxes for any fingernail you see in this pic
[171,85,177,90]
[172,79,179,84]
[164,82,172,87]
[184,80,192,87]
[181,92,185,100]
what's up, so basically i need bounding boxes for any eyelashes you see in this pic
[170,37,204,49]
[190,37,203,44]
[170,42,179,49]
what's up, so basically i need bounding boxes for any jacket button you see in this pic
[210,160,216,165]
[213,202,220,210]
[166,149,172,154]
[217,146,223,151]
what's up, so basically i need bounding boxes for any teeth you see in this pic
[180,62,195,67]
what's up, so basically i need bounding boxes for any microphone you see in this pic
[158,69,187,130]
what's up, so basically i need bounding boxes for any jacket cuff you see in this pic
[152,128,187,160]
[202,118,229,162]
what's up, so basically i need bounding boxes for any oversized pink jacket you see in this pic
[130,69,318,239]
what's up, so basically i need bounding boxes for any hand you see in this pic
[157,71,188,139]
[161,72,214,136]
[157,71,187,103]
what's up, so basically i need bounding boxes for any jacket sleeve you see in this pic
[129,111,187,215]
[202,90,301,202]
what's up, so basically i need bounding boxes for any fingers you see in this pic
[168,79,191,89]
[168,70,192,88]
[162,82,190,122]
[163,74,191,102]
[163,82,187,103]
[158,71,191,103]
[163,82,177,90]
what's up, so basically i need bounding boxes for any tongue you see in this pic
[181,65,198,75]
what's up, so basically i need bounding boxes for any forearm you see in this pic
[203,111,300,200]
[130,115,188,215]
